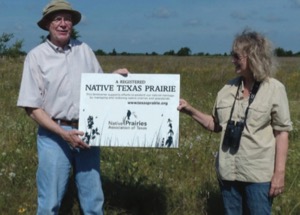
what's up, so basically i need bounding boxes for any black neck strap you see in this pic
[228,78,261,124]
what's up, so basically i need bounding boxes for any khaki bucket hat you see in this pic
[37,0,81,30]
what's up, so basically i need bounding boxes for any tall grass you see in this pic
[0,56,299,214]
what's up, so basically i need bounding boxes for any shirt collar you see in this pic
[46,37,72,53]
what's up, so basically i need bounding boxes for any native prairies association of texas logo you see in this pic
[81,110,147,145]
[82,109,176,148]
[108,110,147,130]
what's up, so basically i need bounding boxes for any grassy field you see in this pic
[0,56,299,215]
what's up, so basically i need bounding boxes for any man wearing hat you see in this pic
[17,0,128,214]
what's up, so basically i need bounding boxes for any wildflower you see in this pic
[212,151,218,158]
[8,172,16,180]
[18,207,26,213]
[158,170,163,179]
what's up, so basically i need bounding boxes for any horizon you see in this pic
[1,0,300,54]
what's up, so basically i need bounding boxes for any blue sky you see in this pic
[1,0,300,54]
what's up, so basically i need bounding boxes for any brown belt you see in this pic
[53,118,79,128]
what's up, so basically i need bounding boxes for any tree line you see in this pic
[1,32,300,58]
[0,33,26,57]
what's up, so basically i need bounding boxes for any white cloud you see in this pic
[151,7,175,19]
[262,15,285,23]
[230,11,251,20]
[183,19,202,27]
[79,14,88,26]
[292,0,300,7]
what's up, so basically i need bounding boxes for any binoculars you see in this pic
[223,120,244,149]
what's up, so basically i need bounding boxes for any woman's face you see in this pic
[231,50,248,76]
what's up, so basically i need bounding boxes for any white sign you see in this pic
[79,73,180,148]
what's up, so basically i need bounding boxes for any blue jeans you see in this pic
[36,126,104,215]
[220,180,273,215]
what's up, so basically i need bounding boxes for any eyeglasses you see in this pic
[231,51,247,61]
[51,15,72,25]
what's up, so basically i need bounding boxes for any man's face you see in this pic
[47,12,73,47]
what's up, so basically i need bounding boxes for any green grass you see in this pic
[0,56,299,215]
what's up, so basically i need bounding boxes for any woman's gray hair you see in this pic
[232,29,278,82]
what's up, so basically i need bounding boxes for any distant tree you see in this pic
[286,50,293,56]
[274,47,293,57]
[5,39,25,57]
[0,33,25,57]
[195,52,204,56]
[274,47,285,56]
[109,48,117,56]
[177,47,191,56]
[40,35,47,44]
[71,28,80,39]
[120,52,129,55]
[94,49,106,56]
[0,33,13,55]
[294,51,300,56]
[151,51,158,56]
[163,50,175,56]
[213,53,222,56]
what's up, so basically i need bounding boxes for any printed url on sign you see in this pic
[128,101,168,105]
